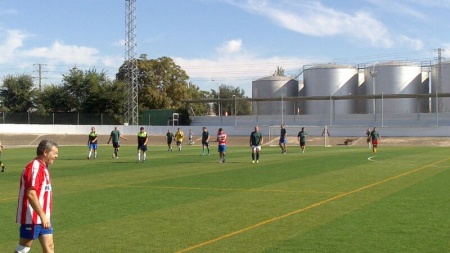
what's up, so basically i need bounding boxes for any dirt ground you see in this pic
[0,134,449,147]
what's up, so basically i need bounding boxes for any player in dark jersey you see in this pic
[279,124,287,154]
[166,129,174,152]
[201,127,210,156]
[297,127,307,153]
[137,127,149,162]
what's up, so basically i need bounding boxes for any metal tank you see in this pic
[431,61,450,112]
[364,62,428,114]
[252,76,299,115]
[303,64,358,115]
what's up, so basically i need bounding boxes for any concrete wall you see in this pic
[0,123,448,137]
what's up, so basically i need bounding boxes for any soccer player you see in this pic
[250,126,263,163]
[201,127,210,156]
[369,127,381,154]
[0,141,6,172]
[279,124,287,154]
[366,128,372,148]
[87,127,98,160]
[107,126,127,158]
[166,129,174,151]
[188,129,194,145]
[15,140,59,253]
[217,128,227,163]
[297,127,307,153]
[137,127,149,162]
[175,128,184,151]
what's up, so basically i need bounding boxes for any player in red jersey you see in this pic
[217,128,227,163]
[15,140,59,253]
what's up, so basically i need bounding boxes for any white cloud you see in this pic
[217,39,242,54]
[404,0,450,9]
[23,41,99,65]
[398,35,424,51]
[0,29,28,64]
[111,39,125,47]
[366,0,427,20]
[174,53,314,80]
[223,0,401,48]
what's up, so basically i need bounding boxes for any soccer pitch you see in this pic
[1,145,449,252]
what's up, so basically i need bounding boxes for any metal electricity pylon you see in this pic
[125,0,139,125]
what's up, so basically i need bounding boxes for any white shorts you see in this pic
[251,145,261,151]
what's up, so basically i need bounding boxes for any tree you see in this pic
[186,82,210,116]
[36,68,127,122]
[273,66,285,76]
[116,56,190,110]
[0,74,36,112]
[211,84,251,115]
[35,84,74,113]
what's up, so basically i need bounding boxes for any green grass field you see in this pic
[0,144,449,252]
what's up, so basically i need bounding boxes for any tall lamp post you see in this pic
[232,95,237,126]
[212,79,221,117]
[370,62,378,114]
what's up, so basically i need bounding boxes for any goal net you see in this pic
[267,125,331,147]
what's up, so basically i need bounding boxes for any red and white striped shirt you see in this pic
[16,158,52,225]
[217,132,227,145]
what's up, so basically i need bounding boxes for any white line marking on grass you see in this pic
[175,157,450,253]
[368,156,377,162]
[99,184,342,195]
[0,197,17,202]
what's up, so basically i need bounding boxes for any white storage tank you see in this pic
[431,61,450,112]
[364,62,428,114]
[303,64,358,115]
[252,76,298,115]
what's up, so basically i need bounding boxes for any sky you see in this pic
[1,0,450,97]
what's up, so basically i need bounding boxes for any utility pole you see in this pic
[437,48,444,113]
[125,0,139,125]
[33,63,47,92]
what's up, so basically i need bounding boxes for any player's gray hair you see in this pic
[36,140,59,156]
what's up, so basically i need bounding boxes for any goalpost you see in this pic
[267,125,331,147]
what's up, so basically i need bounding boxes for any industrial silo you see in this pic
[364,62,428,114]
[303,64,358,115]
[431,61,450,112]
[252,76,299,115]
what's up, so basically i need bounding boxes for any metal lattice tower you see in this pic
[125,0,139,125]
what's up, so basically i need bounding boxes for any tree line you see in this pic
[0,56,251,124]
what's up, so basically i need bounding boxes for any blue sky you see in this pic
[1,0,450,97]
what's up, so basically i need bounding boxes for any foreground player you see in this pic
[217,128,227,163]
[369,127,381,154]
[15,140,59,253]
[250,126,263,163]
